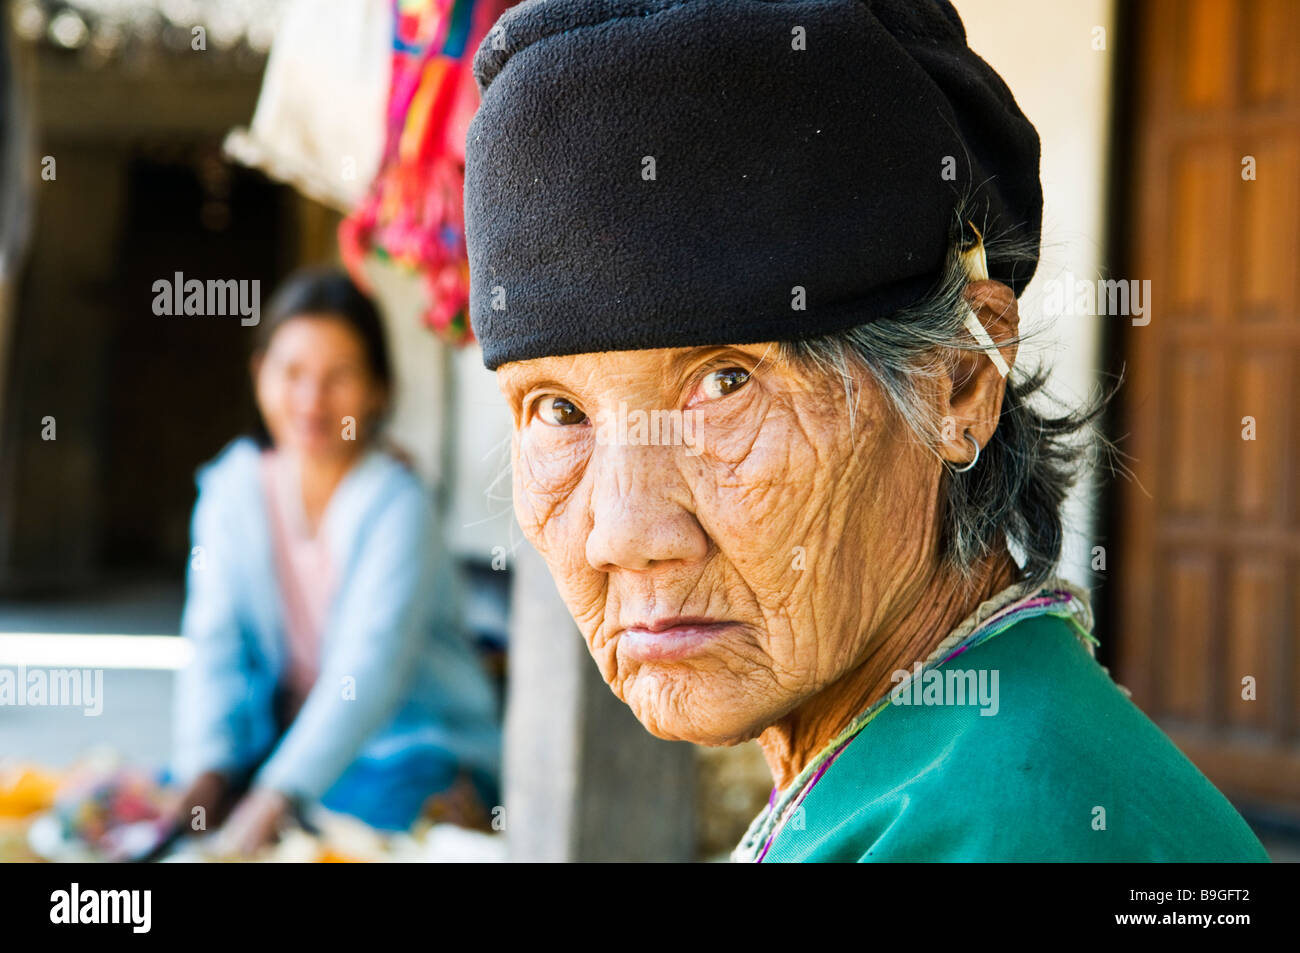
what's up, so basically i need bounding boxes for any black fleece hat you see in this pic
[465,0,1042,370]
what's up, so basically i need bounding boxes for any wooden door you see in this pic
[1117,0,1300,813]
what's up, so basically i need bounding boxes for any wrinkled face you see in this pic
[254,314,384,459]
[498,344,947,746]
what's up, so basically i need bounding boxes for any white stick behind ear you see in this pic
[959,221,990,282]
[963,309,1010,377]
[958,221,1009,378]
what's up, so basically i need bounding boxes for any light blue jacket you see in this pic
[170,437,501,826]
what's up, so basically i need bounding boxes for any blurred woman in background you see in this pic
[169,267,501,855]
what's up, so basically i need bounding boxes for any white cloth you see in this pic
[222,0,391,213]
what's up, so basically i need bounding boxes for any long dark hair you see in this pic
[249,266,393,449]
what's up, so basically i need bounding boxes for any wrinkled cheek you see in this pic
[697,470,817,596]
[511,481,549,547]
[511,448,606,629]
[512,448,567,540]
[516,466,582,543]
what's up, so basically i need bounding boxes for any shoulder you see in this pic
[188,437,264,528]
[970,616,1268,860]
[945,614,1214,807]
[325,448,440,563]
[350,448,435,520]
[778,615,1268,862]
[194,436,263,497]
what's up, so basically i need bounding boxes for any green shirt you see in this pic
[746,613,1270,862]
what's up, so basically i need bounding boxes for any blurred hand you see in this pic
[212,787,292,857]
[171,770,231,836]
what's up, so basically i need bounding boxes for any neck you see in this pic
[281,446,365,530]
[757,548,1021,791]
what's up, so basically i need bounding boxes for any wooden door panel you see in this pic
[1118,0,1300,814]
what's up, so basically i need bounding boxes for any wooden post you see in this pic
[503,540,695,861]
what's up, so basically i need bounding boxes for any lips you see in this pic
[619,616,739,662]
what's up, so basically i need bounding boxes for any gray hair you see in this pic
[779,220,1111,590]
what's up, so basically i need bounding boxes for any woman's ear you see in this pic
[937,279,1020,466]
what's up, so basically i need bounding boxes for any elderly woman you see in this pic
[462,0,1269,862]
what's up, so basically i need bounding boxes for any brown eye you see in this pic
[701,367,750,400]
[536,395,588,426]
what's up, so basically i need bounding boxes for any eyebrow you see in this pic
[499,365,564,404]
[501,343,777,404]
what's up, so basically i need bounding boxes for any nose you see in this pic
[290,374,329,413]
[584,444,708,572]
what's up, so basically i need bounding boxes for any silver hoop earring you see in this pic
[951,432,980,473]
